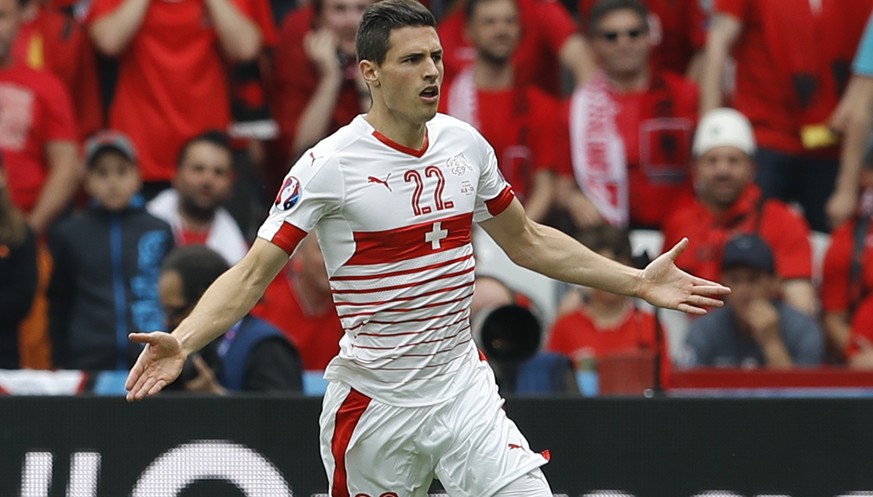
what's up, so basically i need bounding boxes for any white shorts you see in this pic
[318,360,550,497]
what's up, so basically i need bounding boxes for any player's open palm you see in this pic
[640,238,731,315]
[125,332,186,402]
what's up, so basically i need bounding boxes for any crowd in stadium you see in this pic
[2,0,873,395]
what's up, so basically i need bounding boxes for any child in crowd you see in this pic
[48,131,174,371]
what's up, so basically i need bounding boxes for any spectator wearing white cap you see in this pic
[47,131,176,371]
[662,108,817,316]
[678,233,824,369]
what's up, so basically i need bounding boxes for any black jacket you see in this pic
[48,198,174,370]
[0,227,37,368]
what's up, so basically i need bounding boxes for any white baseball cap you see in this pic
[692,107,756,157]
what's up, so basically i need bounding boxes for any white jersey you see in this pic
[258,114,514,406]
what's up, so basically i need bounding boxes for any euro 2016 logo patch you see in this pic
[274,176,301,211]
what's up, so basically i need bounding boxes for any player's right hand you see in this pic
[125,332,186,402]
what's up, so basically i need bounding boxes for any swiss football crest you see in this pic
[447,153,472,176]
[274,176,301,211]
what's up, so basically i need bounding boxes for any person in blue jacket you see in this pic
[159,244,303,393]
[48,131,175,370]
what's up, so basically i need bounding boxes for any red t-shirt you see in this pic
[546,304,670,386]
[715,0,871,155]
[271,6,361,163]
[251,271,343,370]
[661,185,813,283]
[820,219,873,314]
[578,0,706,76]
[547,305,657,359]
[559,72,697,228]
[438,0,578,96]
[439,84,563,200]
[13,7,103,139]
[87,0,257,182]
[0,63,78,213]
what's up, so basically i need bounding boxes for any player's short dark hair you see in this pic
[587,0,649,34]
[356,0,436,64]
[161,245,230,306]
[576,224,633,263]
[176,130,232,169]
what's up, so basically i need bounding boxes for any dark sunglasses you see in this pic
[597,27,647,42]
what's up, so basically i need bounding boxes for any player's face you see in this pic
[466,0,520,65]
[319,0,372,57]
[370,26,444,127]
[85,152,142,211]
[174,142,234,215]
[0,0,20,64]
[591,9,651,79]
[694,146,755,209]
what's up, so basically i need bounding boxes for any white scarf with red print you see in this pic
[569,72,628,226]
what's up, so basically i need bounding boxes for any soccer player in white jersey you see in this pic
[124,1,730,495]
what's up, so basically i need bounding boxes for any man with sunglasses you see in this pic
[558,0,698,230]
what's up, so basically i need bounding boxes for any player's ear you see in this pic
[360,59,380,88]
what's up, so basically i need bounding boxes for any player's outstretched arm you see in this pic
[125,238,291,402]
[479,199,730,314]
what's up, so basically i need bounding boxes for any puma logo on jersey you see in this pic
[508,443,523,450]
[308,151,323,166]
[367,173,392,191]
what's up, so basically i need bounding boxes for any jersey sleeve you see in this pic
[472,130,515,222]
[257,153,343,254]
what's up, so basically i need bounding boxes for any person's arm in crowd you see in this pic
[523,170,556,224]
[292,30,346,157]
[89,0,152,56]
[245,339,304,393]
[28,141,80,235]
[823,310,851,359]
[556,176,605,229]
[204,0,263,62]
[781,279,817,317]
[125,237,290,400]
[699,13,742,114]
[560,34,597,87]
[827,75,873,228]
[479,198,729,313]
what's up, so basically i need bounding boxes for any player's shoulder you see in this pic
[429,113,486,143]
[296,116,373,172]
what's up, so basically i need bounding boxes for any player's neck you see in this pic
[473,58,514,90]
[365,109,427,151]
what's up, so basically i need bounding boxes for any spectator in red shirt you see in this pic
[251,233,343,371]
[440,0,564,223]
[437,0,595,97]
[559,0,697,230]
[270,0,374,180]
[14,0,103,139]
[820,148,873,362]
[86,0,264,195]
[578,0,707,79]
[700,0,872,233]
[546,224,668,386]
[0,0,79,236]
[662,107,817,316]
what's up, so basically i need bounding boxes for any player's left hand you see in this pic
[638,238,731,315]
